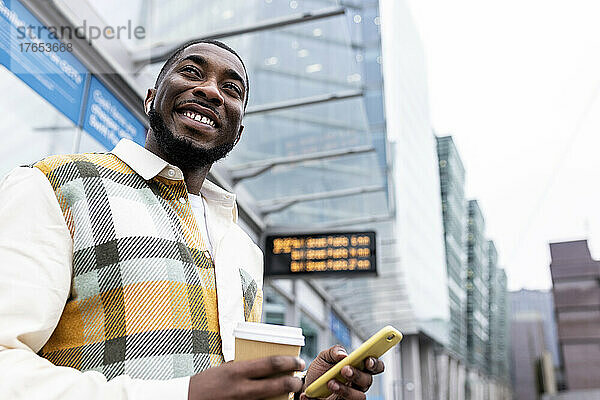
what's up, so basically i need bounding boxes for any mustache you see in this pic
[175,99,221,119]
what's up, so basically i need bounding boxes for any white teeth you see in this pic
[182,110,215,127]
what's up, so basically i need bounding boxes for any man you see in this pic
[0,39,383,400]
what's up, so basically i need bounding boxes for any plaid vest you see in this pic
[33,153,257,380]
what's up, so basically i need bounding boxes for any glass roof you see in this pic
[88,0,389,228]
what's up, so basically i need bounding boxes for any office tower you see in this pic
[437,135,468,361]
[510,289,560,399]
[488,261,510,383]
[510,312,547,399]
[549,240,600,391]
[466,200,489,371]
[510,290,560,371]
[486,241,498,375]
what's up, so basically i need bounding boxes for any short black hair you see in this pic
[154,39,249,110]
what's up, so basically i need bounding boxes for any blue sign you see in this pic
[0,0,88,123]
[330,312,352,350]
[83,76,146,149]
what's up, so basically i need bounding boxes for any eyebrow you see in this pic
[179,54,246,92]
[180,54,207,68]
[223,68,246,92]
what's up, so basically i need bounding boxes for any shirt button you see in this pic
[168,169,175,177]
[179,198,186,204]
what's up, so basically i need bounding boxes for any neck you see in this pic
[145,129,212,195]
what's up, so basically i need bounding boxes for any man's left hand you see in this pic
[300,345,385,400]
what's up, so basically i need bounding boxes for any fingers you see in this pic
[341,365,372,391]
[327,379,366,400]
[245,375,304,399]
[364,357,385,374]
[336,357,385,394]
[237,356,305,379]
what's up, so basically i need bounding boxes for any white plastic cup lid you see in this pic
[233,322,305,346]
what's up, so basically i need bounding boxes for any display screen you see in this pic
[265,231,376,277]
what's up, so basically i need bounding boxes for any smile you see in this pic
[179,110,216,128]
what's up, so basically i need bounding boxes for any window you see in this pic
[300,315,319,363]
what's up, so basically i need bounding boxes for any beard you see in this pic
[148,103,236,170]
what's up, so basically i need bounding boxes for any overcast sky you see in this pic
[401,0,600,290]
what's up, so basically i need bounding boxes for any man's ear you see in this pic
[234,125,244,146]
[144,88,156,115]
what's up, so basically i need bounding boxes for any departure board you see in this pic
[264,232,376,277]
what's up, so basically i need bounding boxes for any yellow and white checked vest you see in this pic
[33,153,261,380]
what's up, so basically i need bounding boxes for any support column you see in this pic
[456,362,466,400]
[419,341,436,400]
[401,335,423,400]
[383,344,402,400]
[435,351,449,400]
[448,357,458,400]
[286,280,300,327]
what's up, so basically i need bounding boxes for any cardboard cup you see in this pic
[234,322,305,400]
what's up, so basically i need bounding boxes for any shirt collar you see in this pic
[110,139,237,211]
[111,138,180,181]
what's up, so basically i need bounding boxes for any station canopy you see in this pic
[65,0,390,229]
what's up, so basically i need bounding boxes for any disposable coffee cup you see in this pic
[234,322,305,400]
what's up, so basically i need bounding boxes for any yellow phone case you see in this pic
[304,325,403,398]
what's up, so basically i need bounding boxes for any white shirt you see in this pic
[0,139,264,400]
[188,193,213,257]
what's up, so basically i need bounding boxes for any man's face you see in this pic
[145,43,247,169]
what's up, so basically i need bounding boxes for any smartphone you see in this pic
[304,325,403,398]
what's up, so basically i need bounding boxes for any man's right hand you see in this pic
[188,356,306,400]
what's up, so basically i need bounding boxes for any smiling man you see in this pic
[0,39,383,400]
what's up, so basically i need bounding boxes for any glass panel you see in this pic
[90,0,344,51]
[263,286,287,325]
[300,314,319,363]
[0,65,77,178]
[92,0,389,225]
[79,130,112,152]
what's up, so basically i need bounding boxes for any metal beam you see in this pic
[305,279,368,341]
[273,213,392,229]
[245,90,363,115]
[230,145,374,183]
[348,309,414,322]
[258,185,384,214]
[339,296,410,310]
[132,7,346,67]
[33,126,78,131]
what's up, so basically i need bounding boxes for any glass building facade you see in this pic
[116,0,390,229]
[0,62,106,178]
[467,200,489,371]
[489,265,510,382]
[437,135,468,360]
[486,240,510,383]
[486,240,497,375]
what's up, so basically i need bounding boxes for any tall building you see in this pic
[488,260,510,383]
[510,289,560,399]
[510,290,560,369]
[437,135,468,361]
[511,312,548,400]
[466,200,489,372]
[549,240,600,391]
[437,139,511,399]
[486,241,498,375]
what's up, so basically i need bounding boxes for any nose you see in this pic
[192,78,224,106]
